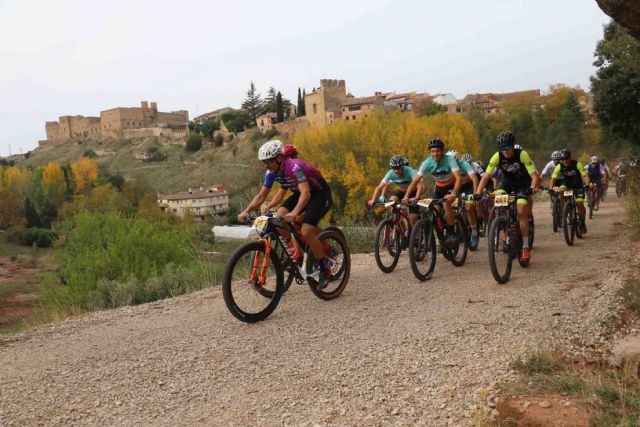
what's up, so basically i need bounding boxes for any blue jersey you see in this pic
[585,163,603,182]
[381,166,418,188]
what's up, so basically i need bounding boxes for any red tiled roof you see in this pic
[159,185,227,201]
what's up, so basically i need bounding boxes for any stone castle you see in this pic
[45,101,189,141]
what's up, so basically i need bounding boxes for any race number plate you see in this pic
[384,201,396,207]
[563,190,574,197]
[552,186,561,192]
[417,198,432,208]
[451,198,459,208]
[494,194,509,207]
[252,216,269,232]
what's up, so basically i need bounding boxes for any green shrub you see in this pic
[10,227,58,248]
[41,211,197,311]
[264,127,279,139]
[83,149,97,158]
[186,134,203,152]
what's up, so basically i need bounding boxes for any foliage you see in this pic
[145,138,167,162]
[83,149,97,159]
[0,191,23,230]
[70,157,98,194]
[276,91,284,123]
[212,133,224,147]
[41,162,68,206]
[221,110,251,133]
[186,134,203,152]
[591,21,640,149]
[43,211,196,311]
[264,128,279,140]
[297,87,304,117]
[413,98,447,117]
[24,197,41,228]
[15,227,57,248]
[293,112,480,219]
[241,81,264,125]
[192,118,220,140]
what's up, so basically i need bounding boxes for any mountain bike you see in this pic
[221,215,350,323]
[373,201,411,273]
[406,195,469,281]
[548,186,562,233]
[560,188,585,246]
[587,183,597,220]
[484,189,532,284]
[616,175,628,197]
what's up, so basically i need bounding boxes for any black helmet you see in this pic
[560,148,571,160]
[428,138,445,150]
[599,158,605,164]
[389,155,408,168]
[496,131,515,149]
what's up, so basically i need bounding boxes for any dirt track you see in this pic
[0,197,632,426]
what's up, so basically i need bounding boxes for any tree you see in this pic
[70,157,99,194]
[200,118,220,140]
[264,87,277,113]
[301,89,307,115]
[276,92,284,123]
[297,88,303,117]
[221,110,251,133]
[590,21,640,148]
[413,98,447,117]
[83,149,98,159]
[186,134,203,152]
[241,81,264,125]
[24,197,41,228]
[0,192,23,230]
[547,92,584,151]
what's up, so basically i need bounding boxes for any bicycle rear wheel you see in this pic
[408,219,437,281]
[222,241,284,323]
[374,219,402,273]
[488,216,513,284]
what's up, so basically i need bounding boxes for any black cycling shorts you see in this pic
[499,178,532,204]
[433,184,454,200]
[281,188,333,226]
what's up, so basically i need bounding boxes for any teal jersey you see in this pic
[381,166,418,187]
[417,154,459,187]
[458,159,475,177]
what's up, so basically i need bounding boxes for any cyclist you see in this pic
[550,148,588,234]
[462,153,490,236]
[402,138,463,248]
[599,158,610,197]
[238,140,334,289]
[475,131,540,262]
[284,144,299,159]
[449,151,480,249]
[540,151,564,208]
[368,155,424,227]
[585,156,603,211]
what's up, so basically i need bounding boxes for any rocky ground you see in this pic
[0,197,631,426]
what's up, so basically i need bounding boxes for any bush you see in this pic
[83,149,98,158]
[212,133,224,147]
[14,227,58,247]
[264,127,279,139]
[186,134,203,152]
[41,211,197,311]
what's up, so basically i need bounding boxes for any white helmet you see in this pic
[514,144,523,150]
[591,155,599,164]
[446,150,458,159]
[258,140,284,161]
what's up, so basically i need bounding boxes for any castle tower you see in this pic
[304,79,347,126]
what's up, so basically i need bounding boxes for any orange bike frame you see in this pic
[249,237,272,286]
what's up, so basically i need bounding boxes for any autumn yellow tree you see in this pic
[292,111,479,219]
[42,162,68,206]
[70,157,98,194]
[2,166,33,196]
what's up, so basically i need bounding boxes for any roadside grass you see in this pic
[498,346,640,426]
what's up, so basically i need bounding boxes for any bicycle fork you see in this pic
[250,238,272,286]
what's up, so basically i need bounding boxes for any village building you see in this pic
[192,107,235,125]
[44,101,189,141]
[256,112,278,132]
[304,79,348,126]
[157,185,229,220]
[456,90,542,114]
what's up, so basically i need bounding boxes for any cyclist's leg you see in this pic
[405,188,420,227]
[576,189,586,220]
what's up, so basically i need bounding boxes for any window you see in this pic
[345,117,349,121]
[313,104,317,114]
[352,115,356,120]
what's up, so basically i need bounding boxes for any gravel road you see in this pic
[0,197,633,426]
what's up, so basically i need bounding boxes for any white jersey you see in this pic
[470,161,484,176]
[541,160,557,177]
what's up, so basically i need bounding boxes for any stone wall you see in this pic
[45,115,101,141]
[122,127,189,141]
[304,79,347,126]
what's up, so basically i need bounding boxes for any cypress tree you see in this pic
[276,92,284,123]
[297,88,302,117]
[301,89,307,116]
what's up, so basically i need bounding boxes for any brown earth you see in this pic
[497,395,595,427]
[0,257,39,328]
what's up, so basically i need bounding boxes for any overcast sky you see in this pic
[0,0,610,157]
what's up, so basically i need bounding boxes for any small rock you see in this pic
[538,400,552,408]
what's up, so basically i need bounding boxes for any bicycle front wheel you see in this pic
[562,202,575,246]
[552,198,559,233]
[374,219,402,273]
[408,219,437,281]
[448,215,469,266]
[488,216,513,284]
[222,241,284,323]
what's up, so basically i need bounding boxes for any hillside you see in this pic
[20,133,266,197]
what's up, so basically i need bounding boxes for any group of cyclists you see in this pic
[236,133,628,287]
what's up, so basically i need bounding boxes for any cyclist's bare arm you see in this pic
[449,170,463,199]
[476,173,492,194]
[402,174,423,201]
[238,185,271,221]
[416,177,426,198]
[264,188,288,212]
[370,181,391,203]
[469,172,480,194]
